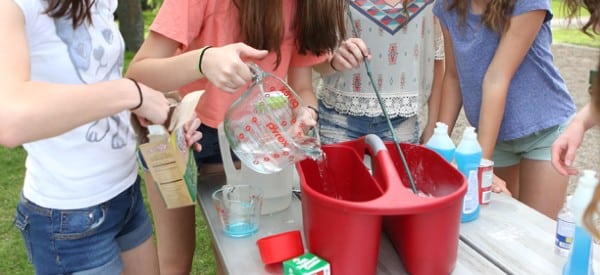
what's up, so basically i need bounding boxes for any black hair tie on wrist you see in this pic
[128,78,143,111]
[329,57,340,72]
[307,106,319,122]
[198,46,213,75]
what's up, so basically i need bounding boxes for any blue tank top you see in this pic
[433,0,575,141]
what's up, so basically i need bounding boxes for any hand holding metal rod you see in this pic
[346,8,418,193]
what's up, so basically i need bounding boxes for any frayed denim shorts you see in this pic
[13,177,153,275]
[317,101,419,145]
[493,117,572,167]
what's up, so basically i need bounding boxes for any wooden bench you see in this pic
[460,193,600,274]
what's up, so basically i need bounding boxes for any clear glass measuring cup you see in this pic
[222,63,322,174]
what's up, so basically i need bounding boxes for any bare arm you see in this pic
[126,32,268,93]
[422,17,446,143]
[421,59,445,143]
[551,102,598,175]
[0,0,168,148]
[287,66,319,131]
[478,10,546,159]
[313,38,371,77]
[287,66,318,108]
[437,25,463,135]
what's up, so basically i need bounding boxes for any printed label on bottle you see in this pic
[480,169,493,188]
[482,191,492,204]
[463,169,479,213]
[555,218,575,250]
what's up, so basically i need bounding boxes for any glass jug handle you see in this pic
[246,62,264,83]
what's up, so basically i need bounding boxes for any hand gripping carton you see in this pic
[135,90,203,208]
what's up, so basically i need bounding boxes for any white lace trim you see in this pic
[318,86,419,118]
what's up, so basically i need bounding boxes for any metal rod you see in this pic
[346,8,418,193]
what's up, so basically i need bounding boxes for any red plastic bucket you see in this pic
[297,135,466,275]
[381,142,466,274]
[298,141,383,275]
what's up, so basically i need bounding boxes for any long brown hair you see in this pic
[564,0,600,36]
[445,0,516,33]
[562,0,600,239]
[233,0,347,68]
[44,0,96,28]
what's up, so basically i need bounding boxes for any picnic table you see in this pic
[197,172,600,274]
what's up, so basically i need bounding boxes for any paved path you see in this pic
[551,17,590,30]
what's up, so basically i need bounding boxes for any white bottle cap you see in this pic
[462,126,477,139]
[434,122,449,133]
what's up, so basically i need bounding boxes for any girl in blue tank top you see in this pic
[432,0,575,219]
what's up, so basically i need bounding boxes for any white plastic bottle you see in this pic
[555,195,575,256]
[563,170,598,275]
[455,127,482,223]
[425,122,456,163]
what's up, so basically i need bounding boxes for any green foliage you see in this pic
[554,29,600,48]
[550,1,598,48]
[551,0,590,19]
[0,147,32,275]
[0,147,215,274]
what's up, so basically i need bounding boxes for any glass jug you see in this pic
[222,63,322,174]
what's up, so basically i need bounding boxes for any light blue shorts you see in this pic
[492,118,571,167]
[317,101,419,145]
[14,177,153,275]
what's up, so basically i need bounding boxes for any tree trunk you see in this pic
[117,0,144,52]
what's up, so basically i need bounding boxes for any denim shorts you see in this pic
[13,177,153,275]
[493,118,571,167]
[192,123,238,166]
[317,101,419,145]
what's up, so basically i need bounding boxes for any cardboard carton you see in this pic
[136,90,203,209]
[283,253,331,275]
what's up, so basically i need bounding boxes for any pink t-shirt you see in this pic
[151,0,326,128]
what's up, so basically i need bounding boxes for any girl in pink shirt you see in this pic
[126,0,346,273]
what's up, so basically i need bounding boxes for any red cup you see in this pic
[478,159,494,205]
[256,230,304,264]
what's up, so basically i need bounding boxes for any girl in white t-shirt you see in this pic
[0,0,201,274]
[314,0,445,145]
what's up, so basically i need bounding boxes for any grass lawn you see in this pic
[1,3,599,274]
[551,0,600,48]
[552,0,600,50]
[554,29,600,48]
[551,0,590,18]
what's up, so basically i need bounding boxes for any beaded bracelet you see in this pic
[127,78,143,110]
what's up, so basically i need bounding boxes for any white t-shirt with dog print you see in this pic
[15,0,136,209]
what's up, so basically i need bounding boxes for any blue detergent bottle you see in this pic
[563,169,598,275]
[425,122,456,163]
[455,127,482,223]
